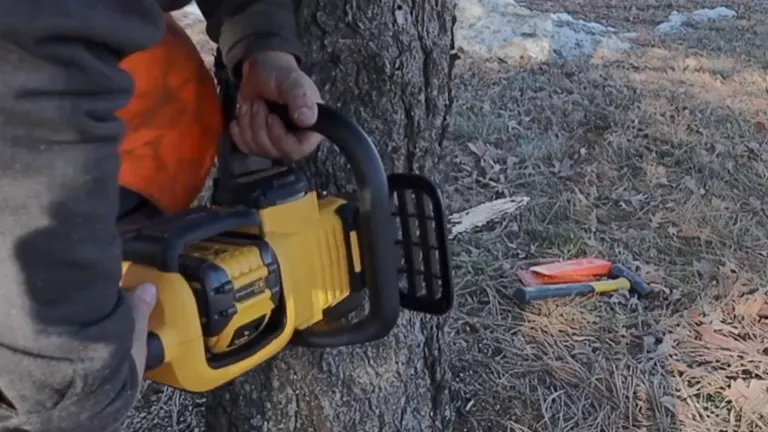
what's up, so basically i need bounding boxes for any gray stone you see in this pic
[455,0,634,64]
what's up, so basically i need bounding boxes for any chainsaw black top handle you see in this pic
[211,51,400,346]
[277,103,401,347]
[228,102,401,347]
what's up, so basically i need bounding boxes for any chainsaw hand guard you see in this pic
[268,104,401,348]
[389,173,453,315]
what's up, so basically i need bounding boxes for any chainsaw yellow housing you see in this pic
[120,178,362,392]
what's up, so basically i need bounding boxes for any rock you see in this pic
[172,4,216,68]
[454,0,633,65]
[174,3,204,24]
[655,7,737,35]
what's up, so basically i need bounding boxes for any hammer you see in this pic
[511,264,653,305]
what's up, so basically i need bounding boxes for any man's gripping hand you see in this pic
[230,51,324,161]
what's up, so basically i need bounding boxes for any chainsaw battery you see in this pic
[179,236,282,355]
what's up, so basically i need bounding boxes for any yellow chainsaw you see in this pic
[118,60,453,393]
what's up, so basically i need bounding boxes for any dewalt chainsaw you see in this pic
[118,62,453,393]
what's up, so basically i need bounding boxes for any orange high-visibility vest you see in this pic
[117,14,221,215]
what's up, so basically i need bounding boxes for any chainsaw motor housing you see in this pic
[118,52,454,393]
[120,178,371,391]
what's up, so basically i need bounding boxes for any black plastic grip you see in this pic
[122,206,261,273]
[145,332,165,371]
[270,104,399,347]
[610,264,652,297]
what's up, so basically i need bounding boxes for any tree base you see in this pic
[205,0,457,430]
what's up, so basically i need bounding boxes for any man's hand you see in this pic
[126,283,157,402]
[231,51,324,160]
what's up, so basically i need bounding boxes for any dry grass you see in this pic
[127,2,768,431]
[445,2,768,431]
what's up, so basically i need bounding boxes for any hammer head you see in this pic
[609,264,652,297]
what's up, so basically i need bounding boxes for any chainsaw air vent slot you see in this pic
[388,173,453,315]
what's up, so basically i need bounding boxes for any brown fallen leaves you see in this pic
[724,379,768,417]
[648,208,715,241]
[685,310,768,422]
[691,259,758,298]
[733,294,768,319]
[659,395,692,421]
[679,259,768,421]
[718,260,757,296]
[694,324,752,353]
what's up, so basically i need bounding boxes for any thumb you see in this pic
[128,283,157,332]
[276,71,319,128]
[127,283,157,401]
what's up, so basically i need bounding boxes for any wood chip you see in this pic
[448,197,529,238]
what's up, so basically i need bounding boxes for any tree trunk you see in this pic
[204,1,457,431]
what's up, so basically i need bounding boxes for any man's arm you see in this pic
[196,0,304,71]
[0,2,163,431]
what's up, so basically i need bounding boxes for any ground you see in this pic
[126,2,768,431]
[446,1,768,431]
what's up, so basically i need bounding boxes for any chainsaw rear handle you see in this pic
[122,206,265,372]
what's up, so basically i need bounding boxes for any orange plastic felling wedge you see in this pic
[117,14,222,215]
[516,270,598,287]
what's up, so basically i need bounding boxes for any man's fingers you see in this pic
[231,98,280,158]
[277,71,319,128]
[234,97,256,152]
[237,62,324,160]
[297,131,324,157]
[230,121,245,150]
[266,114,322,160]
[266,114,305,160]
[248,99,280,157]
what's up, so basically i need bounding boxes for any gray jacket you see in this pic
[0,1,301,430]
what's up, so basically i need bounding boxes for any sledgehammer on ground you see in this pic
[511,264,652,305]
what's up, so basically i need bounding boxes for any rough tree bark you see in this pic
[205,1,457,431]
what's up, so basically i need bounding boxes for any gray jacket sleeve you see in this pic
[0,2,164,431]
[196,0,305,70]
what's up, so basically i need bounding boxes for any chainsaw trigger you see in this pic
[388,173,454,315]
